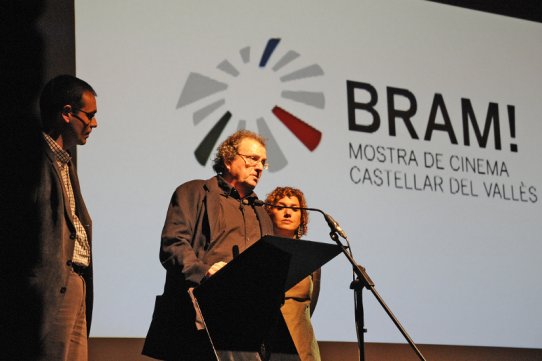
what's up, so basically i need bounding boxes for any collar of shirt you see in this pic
[216,175,257,202]
[43,132,71,165]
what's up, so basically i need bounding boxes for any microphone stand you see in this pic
[319,211,427,361]
[254,200,426,361]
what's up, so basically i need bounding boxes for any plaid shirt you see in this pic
[43,133,91,266]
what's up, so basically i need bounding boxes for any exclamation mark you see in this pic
[508,105,518,152]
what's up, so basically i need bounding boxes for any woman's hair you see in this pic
[265,186,309,237]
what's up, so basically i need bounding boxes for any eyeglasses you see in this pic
[71,108,96,126]
[237,153,269,170]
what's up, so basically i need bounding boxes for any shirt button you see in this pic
[60,287,67,294]
[66,260,72,266]
[70,233,76,240]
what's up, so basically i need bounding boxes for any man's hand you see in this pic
[206,261,227,277]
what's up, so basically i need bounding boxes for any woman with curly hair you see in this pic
[265,187,321,361]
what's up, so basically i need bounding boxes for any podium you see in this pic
[191,235,341,360]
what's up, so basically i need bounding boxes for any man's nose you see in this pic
[254,161,263,171]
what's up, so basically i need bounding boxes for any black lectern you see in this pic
[191,235,341,360]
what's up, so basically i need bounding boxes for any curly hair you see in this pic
[265,186,309,238]
[212,130,267,174]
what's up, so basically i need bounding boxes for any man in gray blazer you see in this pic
[1,75,98,361]
[143,130,274,361]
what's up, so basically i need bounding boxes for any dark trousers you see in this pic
[43,269,88,361]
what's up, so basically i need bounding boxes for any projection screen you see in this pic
[74,0,542,348]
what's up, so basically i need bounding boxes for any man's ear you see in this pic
[61,105,71,123]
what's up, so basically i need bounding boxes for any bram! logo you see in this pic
[177,38,325,172]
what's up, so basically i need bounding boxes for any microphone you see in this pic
[242,197,265,207]
[322,213,348,240]
[232,245,239,258]
[252,199,265,207]
[252,200,348,240]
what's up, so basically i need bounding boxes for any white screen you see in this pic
[75,0,542,348]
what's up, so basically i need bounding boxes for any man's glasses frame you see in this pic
[71,108,96,126]
[237,153,269,170]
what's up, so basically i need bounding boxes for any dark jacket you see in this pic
[143,176,273,360]
[0,137,93,360]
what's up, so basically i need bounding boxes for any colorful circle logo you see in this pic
[177,38,325,172]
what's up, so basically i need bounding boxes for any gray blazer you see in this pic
[1,138,93,359]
